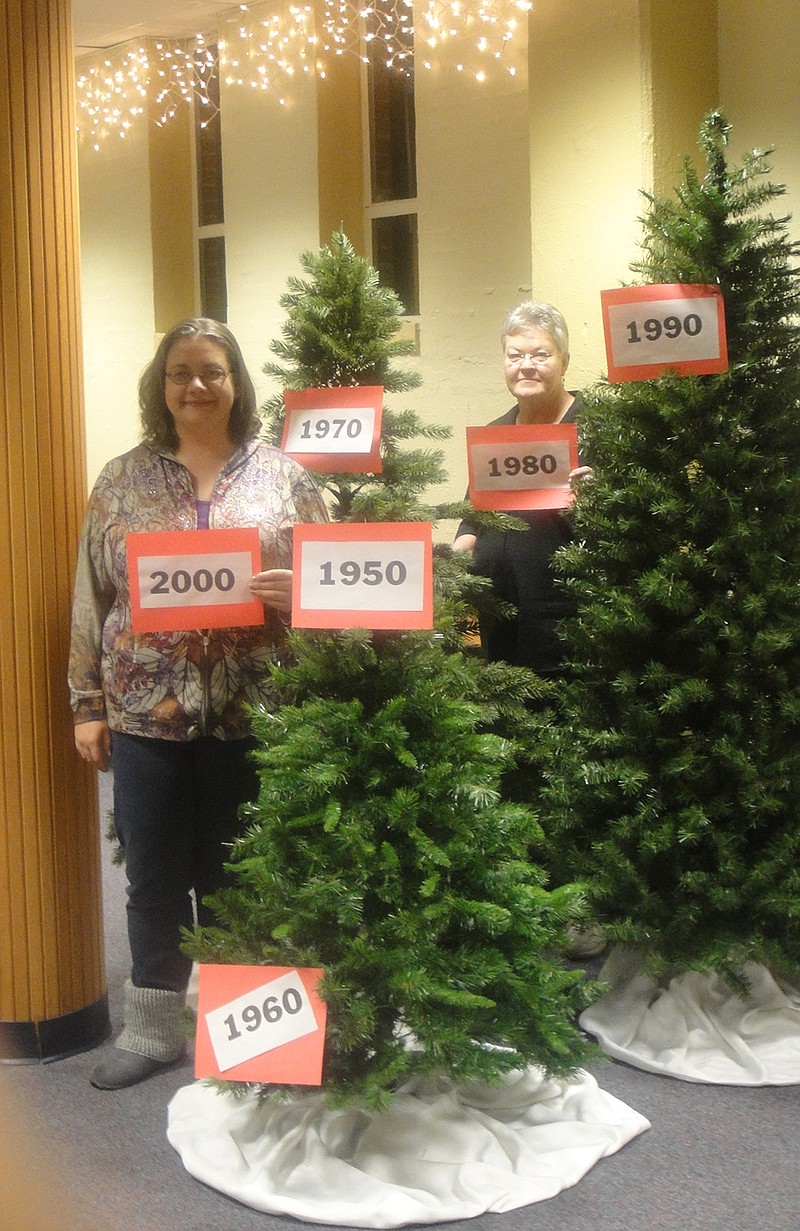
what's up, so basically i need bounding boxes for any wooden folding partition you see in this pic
[0,0,109,1059]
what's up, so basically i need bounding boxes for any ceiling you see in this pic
[73,0,234,56]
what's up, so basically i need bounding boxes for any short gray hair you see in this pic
[501,301,569,355]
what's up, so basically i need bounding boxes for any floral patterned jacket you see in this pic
[68,440,327,741]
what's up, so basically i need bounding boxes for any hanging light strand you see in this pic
[75,0,531,148]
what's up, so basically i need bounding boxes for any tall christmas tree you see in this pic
[541,113,800,986]
[186,233,595,1107]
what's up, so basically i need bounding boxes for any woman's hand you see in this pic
[569,465,594,490]
[250,568,293,615]
[75,720,111,773]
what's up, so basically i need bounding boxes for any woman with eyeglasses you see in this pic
[454,301,591,676]
[68,318,328,1089]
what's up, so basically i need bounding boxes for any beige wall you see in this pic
[718,0,800,246]
[78,118,155,485]
[77,54,321,487]
[647,0,719,195]
[218,71,320,411]
[413,36,532,504]
[528,0,649,389]
[526,0,722,390]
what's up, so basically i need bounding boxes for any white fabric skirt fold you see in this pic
[167,1066,649,1226]
[580,948,800,1085]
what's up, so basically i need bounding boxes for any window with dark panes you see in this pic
[372,213,419,316]
[366,20,419,316]
[194,43,227,319]
[199,235,227,323]
[368,32,416,203]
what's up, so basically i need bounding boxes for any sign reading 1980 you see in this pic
[601,283,728,382]
[292,522,433,630]
[467,423,579,512]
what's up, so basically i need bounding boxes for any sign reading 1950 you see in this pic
[291,521,433,630]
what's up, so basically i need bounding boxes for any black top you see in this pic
[458,397,583,675]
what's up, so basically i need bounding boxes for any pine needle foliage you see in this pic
[185,231,597,1106]
[541,113,800,985]
[260,231,446,525]
[259,231,525,544]
[186,631,595,1108]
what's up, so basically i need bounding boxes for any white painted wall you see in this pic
[526,0,651,391]
[78,49,530,510]
[78,68,321,488]
[219,73,320,416]
[76,3,800,505]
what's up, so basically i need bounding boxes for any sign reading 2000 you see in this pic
[126,527,264,633]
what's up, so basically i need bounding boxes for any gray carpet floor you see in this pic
[3,775,798,1230]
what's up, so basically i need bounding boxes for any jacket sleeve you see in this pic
[67,476,116,724]
[291,467,329,528]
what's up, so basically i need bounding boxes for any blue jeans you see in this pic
[111,733,259,992]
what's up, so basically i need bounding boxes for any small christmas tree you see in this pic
[541,113,800,986]
[186,233,595,1106]
[260,230,442,524]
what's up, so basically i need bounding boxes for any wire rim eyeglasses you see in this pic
[166,367,232,387]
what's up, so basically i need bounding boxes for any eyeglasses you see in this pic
[505,350,555,367]
[166,366,231,386]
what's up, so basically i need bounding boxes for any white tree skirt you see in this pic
[167,1067,649,1227]
[580,948,800,1085]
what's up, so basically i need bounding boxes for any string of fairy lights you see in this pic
[74,0,532,149]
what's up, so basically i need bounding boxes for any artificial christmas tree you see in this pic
[184,232,595,1103]
[539,113,800,1079]
[168,234,650,1222]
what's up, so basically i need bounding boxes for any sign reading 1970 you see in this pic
[601,283,728,382]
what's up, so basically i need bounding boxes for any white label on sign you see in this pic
[470,438,572,492]
[136,551,255,609]
[284,406,376,454]
[606,295,722,368]
[204,970,319,1072]
[299,538,426,612]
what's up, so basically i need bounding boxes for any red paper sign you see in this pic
[126,527,264,633]
[281,386,383,473]
[601,283,728,381]
[467,423,578,511]
[291,521,433,630]
[194,964,327,1084]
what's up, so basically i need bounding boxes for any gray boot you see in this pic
[91,980,186,1090]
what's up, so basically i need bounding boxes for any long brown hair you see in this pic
[138,318,260,452]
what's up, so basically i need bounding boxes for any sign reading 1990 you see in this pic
[601,283,728,382]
